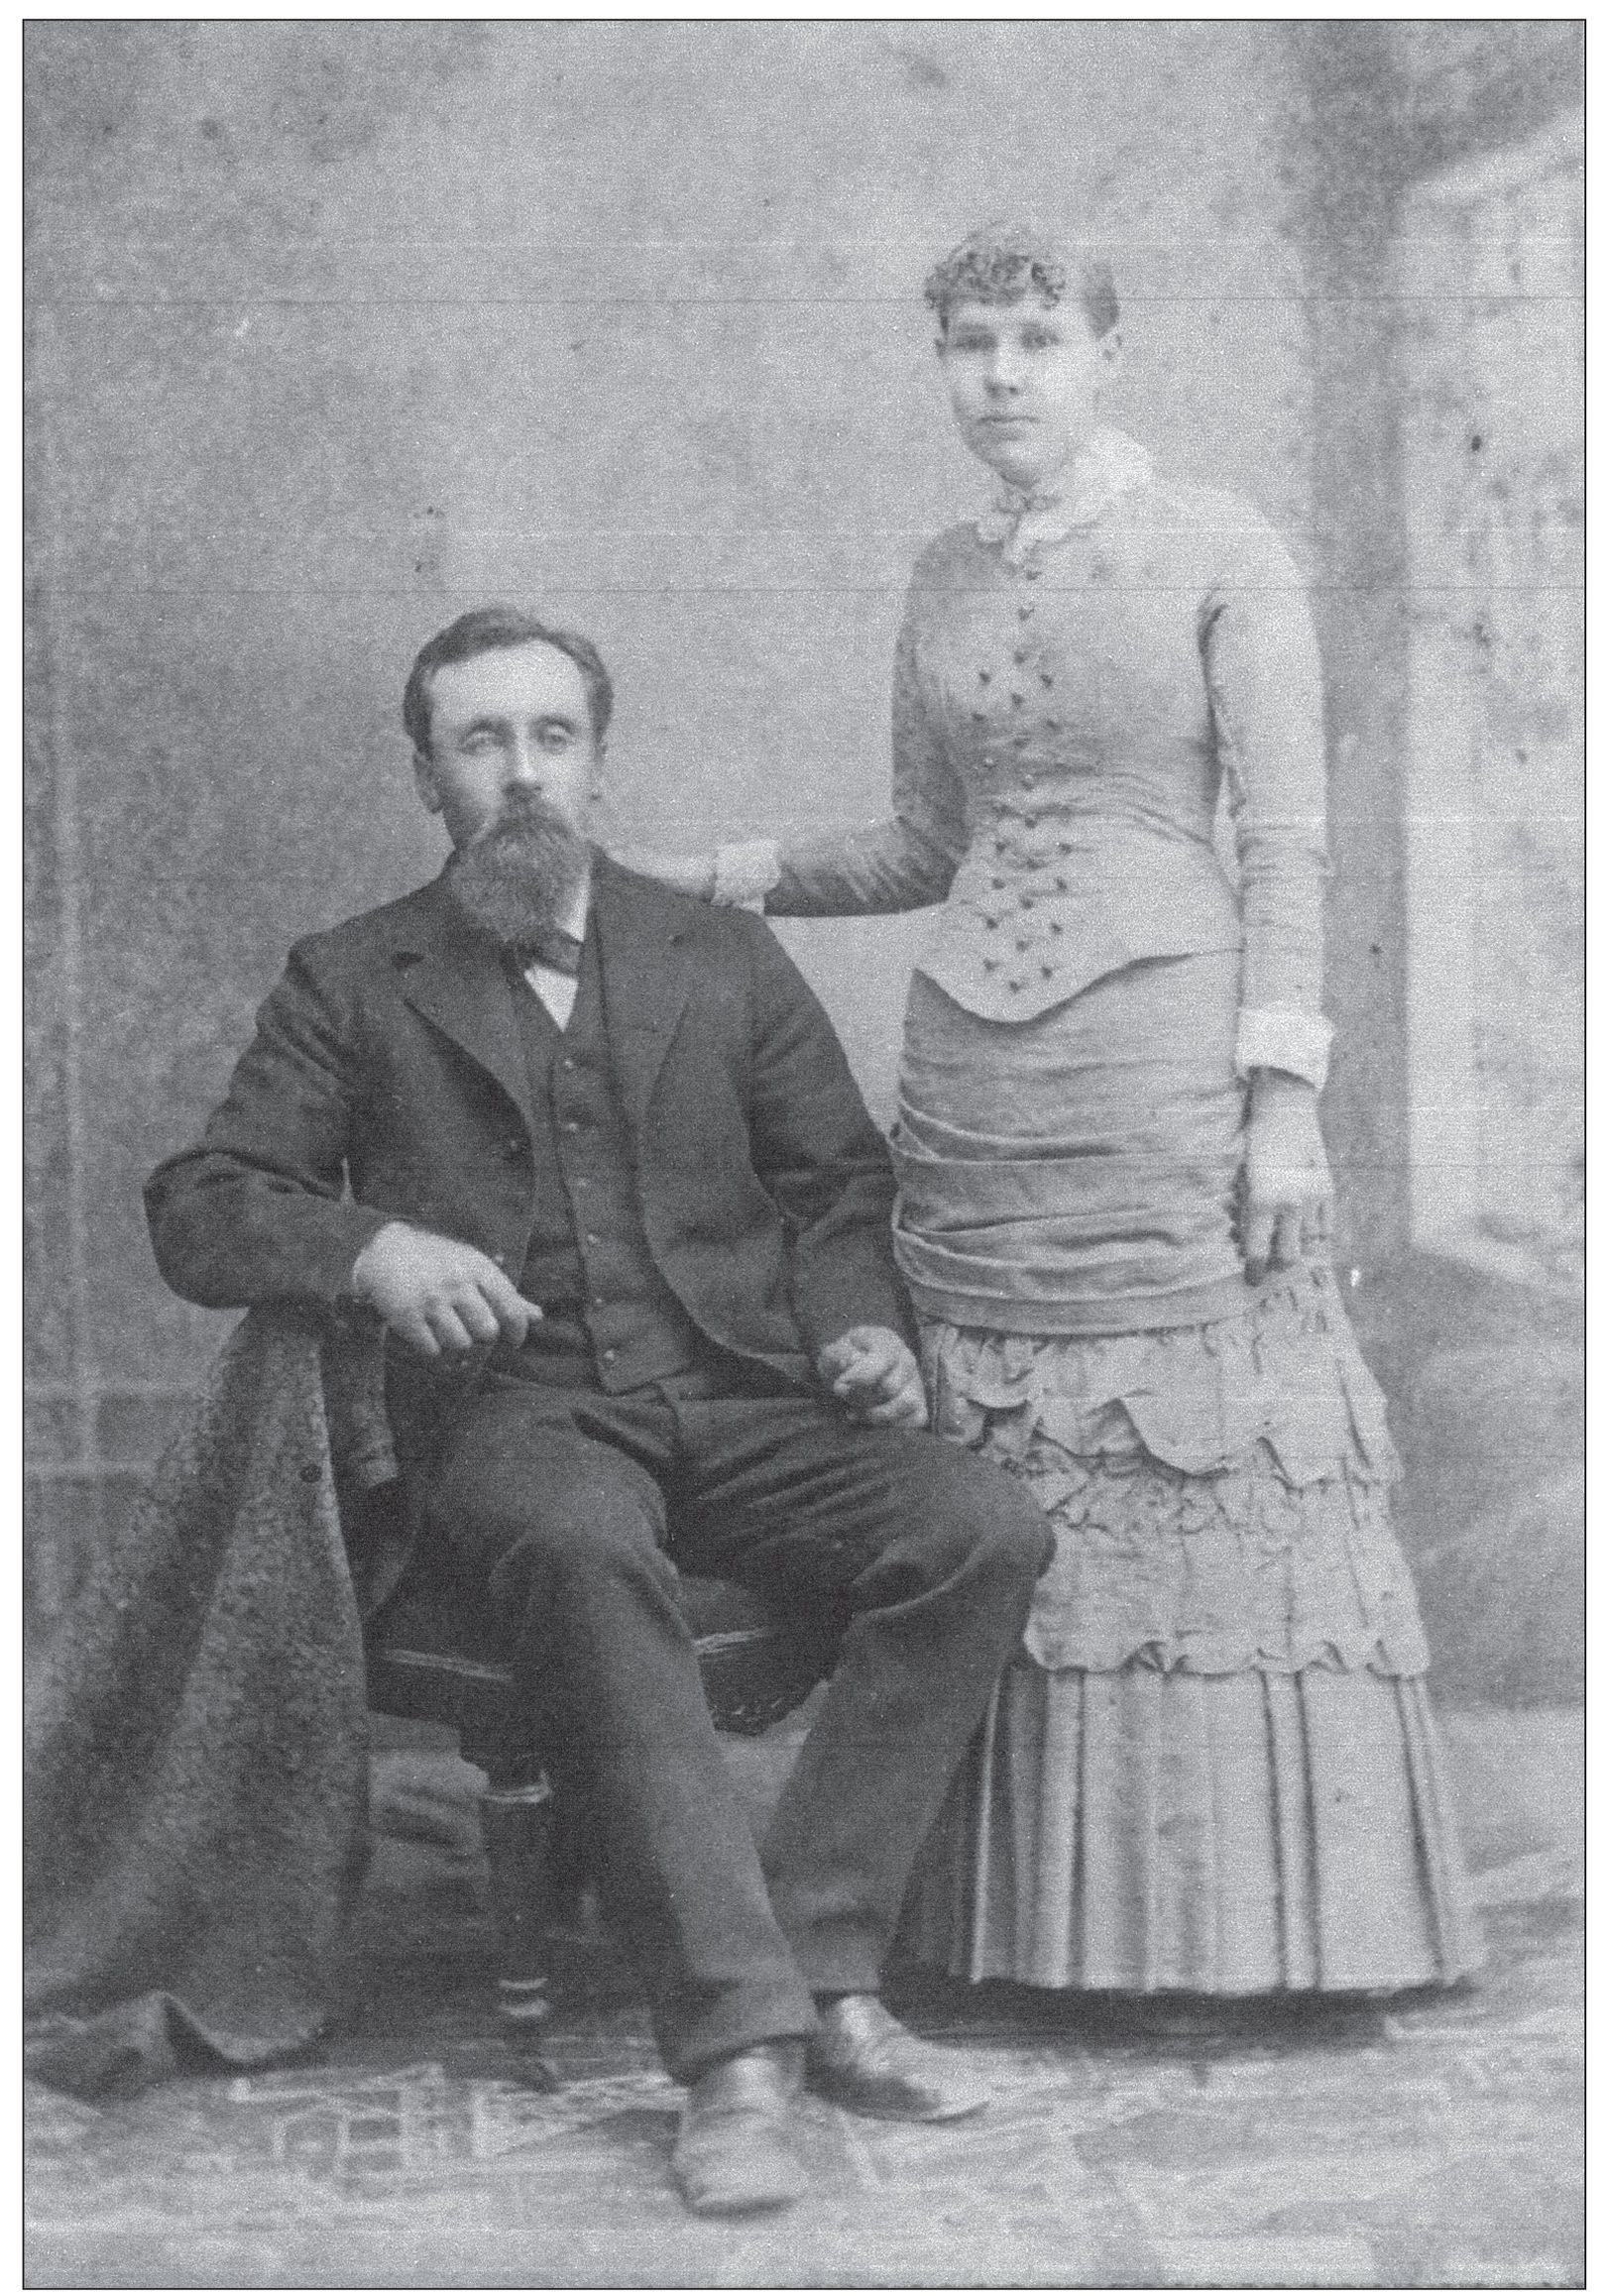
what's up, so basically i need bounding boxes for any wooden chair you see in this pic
[364,1546,829,2031]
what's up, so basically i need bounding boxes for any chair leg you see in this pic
[480,1776,557,2035]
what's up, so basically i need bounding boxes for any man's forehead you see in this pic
[430,640,588,721]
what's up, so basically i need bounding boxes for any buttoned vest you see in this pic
[509,939,708,1392]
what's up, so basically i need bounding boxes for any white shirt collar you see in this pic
[555,864,592,944]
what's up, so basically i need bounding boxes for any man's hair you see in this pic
[402,607,615,757]
[924,220,1120,342]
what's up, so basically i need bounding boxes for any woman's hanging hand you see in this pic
[1242,1071,1333,1282]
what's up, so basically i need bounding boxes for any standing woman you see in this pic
[631,222,1478,2003]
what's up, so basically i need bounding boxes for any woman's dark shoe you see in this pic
[671,2040,809,2217]
[806,1994,987,2122]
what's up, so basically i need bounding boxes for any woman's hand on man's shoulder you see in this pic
[609,844,718,899]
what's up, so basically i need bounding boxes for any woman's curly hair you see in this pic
[924,221,1119,342]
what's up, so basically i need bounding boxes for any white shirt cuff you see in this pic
[1234,1006,1332,1091]
[712,839,782,910]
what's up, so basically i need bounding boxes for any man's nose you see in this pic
[985,347,1024,393]
[503,737,546,789]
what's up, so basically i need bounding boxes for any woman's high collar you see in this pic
[976,425,1152,565]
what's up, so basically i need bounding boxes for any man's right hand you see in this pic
[349,1221,540,1356]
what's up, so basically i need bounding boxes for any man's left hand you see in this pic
[816,1325,929,1431]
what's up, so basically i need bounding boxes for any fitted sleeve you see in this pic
[1202,516,1333,1089]
[764,604,970,916]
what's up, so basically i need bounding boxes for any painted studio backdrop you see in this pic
[25,21,1581,1698]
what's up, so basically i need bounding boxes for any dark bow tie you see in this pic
[515,926,585,977]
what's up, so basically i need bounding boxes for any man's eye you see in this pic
[538,726,574,751]
[460,731,499,752]
[1021,331,1059,352]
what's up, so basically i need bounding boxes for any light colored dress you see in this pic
[758,428,1479,1993]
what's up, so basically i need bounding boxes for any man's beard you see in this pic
[443,795,592,949]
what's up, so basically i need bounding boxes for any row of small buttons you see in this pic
[550,1054,618,1365]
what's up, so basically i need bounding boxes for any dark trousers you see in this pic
[426,1365,1051,2081]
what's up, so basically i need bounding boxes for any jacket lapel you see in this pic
[392,877,533,1129]
[592,857,694,1138]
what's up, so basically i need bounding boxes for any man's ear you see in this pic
[1099,328,1124,378]
[411,748,442,814]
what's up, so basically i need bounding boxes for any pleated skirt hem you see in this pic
[899,1657,1482,1996]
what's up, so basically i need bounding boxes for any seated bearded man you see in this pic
[145,607,1051,2217]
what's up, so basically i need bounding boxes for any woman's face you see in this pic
[938,292,1119,491]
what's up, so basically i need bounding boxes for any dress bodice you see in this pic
[900,510,1244,1020]
[768,436,1331,1061]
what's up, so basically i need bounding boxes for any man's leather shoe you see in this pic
[806,1994,987,2122]
[671,2040,809,2217]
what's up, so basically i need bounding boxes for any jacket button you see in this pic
[1012,647,1028,665]
[603,1347,619,1364]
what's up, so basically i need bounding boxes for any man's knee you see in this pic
[903,1436,1054,1587]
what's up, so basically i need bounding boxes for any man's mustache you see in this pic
[469,793,574,848]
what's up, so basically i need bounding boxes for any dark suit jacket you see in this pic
[146,856,914,1402]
